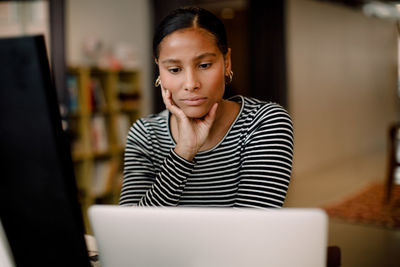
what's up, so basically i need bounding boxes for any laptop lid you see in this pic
[0,35,91,267]
[89,205,328,267]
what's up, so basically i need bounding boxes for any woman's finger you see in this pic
[160,87,169,107]
[161,88,186,120]
[203,102,218,126]
[160,86,174,110]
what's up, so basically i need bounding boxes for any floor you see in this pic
[284,151,400,267]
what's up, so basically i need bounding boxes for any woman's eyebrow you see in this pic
[160,58,180,65]
[195,52,217,60]
[160,53,217,65]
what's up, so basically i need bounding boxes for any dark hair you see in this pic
[153,7,228,59]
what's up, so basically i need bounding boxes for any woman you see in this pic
[119,7,293,208]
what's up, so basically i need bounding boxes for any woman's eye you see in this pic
[199,63,211,69]
[168,67,181,74]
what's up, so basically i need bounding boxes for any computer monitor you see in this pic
[0,219,15,267]
[0,35,90,267]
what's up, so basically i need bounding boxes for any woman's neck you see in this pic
[199,98,240,151]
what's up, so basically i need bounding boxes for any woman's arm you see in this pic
[119,119,195,206]
[120,86,218,206]
[235,104,294,209]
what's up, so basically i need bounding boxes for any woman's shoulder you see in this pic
[230,95,291,121]
[128,110,170,140]
[230,96,293,143]
[134,109,169,127]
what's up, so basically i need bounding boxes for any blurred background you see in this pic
[1,0,399,266]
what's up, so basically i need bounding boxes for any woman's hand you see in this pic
[161,87,218,161]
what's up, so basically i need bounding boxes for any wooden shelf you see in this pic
[66,66,140,233]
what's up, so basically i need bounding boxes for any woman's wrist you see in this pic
[173,145,196,162]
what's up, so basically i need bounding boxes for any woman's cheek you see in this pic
[171,94,181,107]
[162,80,180,106]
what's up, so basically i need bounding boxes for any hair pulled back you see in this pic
[153,7,228,59]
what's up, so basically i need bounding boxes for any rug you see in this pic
[322,182,400,229]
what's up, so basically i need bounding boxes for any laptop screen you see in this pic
[0,35,90,267]
[0,219,15,267]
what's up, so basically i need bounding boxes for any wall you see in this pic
[287,0,398,176]
[0,2,50,53]
[65,0,398,178]
[66,0,153,115]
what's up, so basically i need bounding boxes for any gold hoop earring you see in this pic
[155,76,161,87]
[226,71,233,84]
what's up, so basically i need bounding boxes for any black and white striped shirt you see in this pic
[119,96,293,208]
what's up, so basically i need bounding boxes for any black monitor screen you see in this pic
[0,35,90,267]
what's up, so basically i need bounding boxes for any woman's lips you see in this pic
[182,97,207,106]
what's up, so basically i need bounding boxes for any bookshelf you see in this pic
[66,66,140,232]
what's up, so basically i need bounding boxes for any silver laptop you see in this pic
[89,206,328,267]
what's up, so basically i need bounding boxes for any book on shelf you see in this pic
[67,74,79,112]
[89,77,107,111]
[67,117,83,155]
[90,115,108,152]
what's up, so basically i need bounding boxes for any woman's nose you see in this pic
[184,70,200,91]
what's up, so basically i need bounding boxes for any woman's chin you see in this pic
[183,107,209,119]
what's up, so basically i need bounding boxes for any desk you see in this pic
[85,235,100,267]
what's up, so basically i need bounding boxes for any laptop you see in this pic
[89,205,328,267]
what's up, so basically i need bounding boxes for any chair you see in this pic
[327,246,341,267]
[385,123,400,202]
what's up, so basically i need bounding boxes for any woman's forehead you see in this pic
[158,28,221,60]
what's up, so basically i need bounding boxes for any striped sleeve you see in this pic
[235,103,294,209]
[119,119,195,206]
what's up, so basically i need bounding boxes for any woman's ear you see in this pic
[155,58,159,65]
[224,48,232,74]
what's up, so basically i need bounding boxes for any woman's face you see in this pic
[157,27,231,119]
